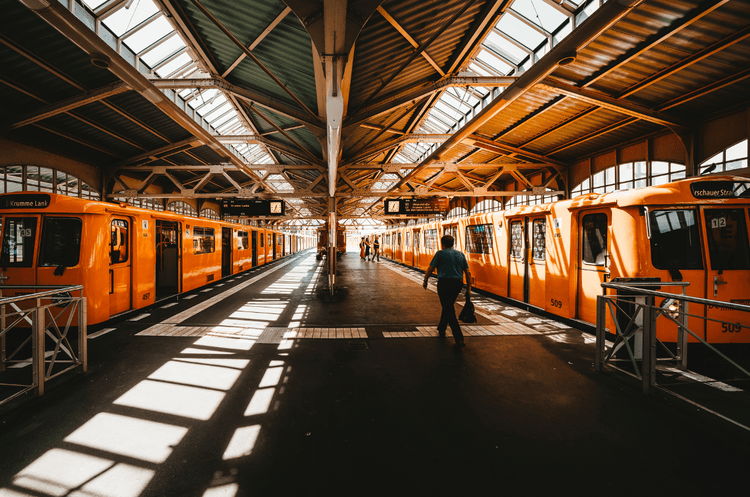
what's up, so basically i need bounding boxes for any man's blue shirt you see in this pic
[430,248,468,279]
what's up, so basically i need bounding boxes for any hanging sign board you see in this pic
[384,198,449,215]
[222,199,285,216]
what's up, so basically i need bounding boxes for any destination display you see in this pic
[384,198,449,215]
[222,199,285,216]
[0,193,51,209]
[691,181,750,199]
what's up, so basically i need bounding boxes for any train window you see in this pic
[39,217,82,268]
[424,229,438,251]
[414,231,420,249]
[1,218,37,267]
[444,225,458,241]
[260,232,264,247]
[532,219,546,261]
[397,233,401,247]
[510,221,524,259]
[238,231,249,250]
[466,224,493,254]
[648,210,703,270]
[582,214,607,265]
[703,209,750,270]
[110,219,129,264]
[193,227,215,254]
[405,231,410,248]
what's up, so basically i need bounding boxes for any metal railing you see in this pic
[595,281,750,430]
[0,286,87,406]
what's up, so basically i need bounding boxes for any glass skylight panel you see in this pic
[138,31,185,65]
[102,0,160,37]
[191,91,223,112]
[476,48,514,74]
[510,0,567,33]
[486,30,530,59]
[156,53,192,77]
[496,12,546,48]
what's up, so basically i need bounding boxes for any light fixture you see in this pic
[557,51,577,66]
[90,54,111,69]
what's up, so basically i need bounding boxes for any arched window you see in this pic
[700,139,748,174]
[471,199,502,214]
[0,165,100,199]
[168,201,198,217]
[571,161,686,197]
[200,208,220,220]
[507,188,556,208]
[447,206,468,219]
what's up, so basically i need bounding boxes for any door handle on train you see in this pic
[713,275,727,297]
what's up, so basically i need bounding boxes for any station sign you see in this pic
[222,199,285,216]
[690,181,750,199]
[384,198,449,215]
[0,193,51,209]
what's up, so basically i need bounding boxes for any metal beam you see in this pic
[222,6,291,78]
[377,5,444,76]
[539,77,692,129]
[389,0,646,192]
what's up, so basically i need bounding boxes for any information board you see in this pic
[222,199,285,216]
[384,198,449,215]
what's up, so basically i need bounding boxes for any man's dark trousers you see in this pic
[437,278,464,342]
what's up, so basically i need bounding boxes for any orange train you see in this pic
[379,175,750,344]
[0,192,314,326]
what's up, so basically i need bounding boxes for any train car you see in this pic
[0,192,298,326]
[380,175,750,344]
[316,220,346,259]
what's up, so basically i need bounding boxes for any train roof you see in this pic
[563,175,750,210]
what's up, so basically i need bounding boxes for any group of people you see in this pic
[359,235,380,261]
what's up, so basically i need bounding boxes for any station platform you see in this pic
[1,249,748,497]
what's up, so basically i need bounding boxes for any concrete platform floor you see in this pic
[0,250,748,497]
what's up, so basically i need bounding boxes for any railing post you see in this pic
[595,295,606,372]
[678,287,689,370]
[79,297,87,373]
[641,295,656,395]
[32,302,45,397]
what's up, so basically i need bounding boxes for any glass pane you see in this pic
[110,219,129,264]
[510,221,524,259]
[652,161,669,176]
[725,140,747,161]
[424,229,438,251]
[532,219,546,260]
[619,163,633,182]
[649,210,702,270]
[704,209,750,270]
[465,224,493,254]
[634,161,647,178]
[582,213,607,265]
[39,217,82,267]
[2,217,37,267]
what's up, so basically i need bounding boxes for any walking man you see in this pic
[422,235,471,348]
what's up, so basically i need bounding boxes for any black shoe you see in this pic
[438,330,446,338]
[453,341,465,349]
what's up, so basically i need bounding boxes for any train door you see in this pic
[403,230,413,266]
[576,210,610,324]
[272,233,277,260]
[700,206,750,342]
[109,217,131,316]
[251,230,258,267]
[222,227,232,277]
[527,216,547,309]
[443,224,458,249]
[508,218,526,302]
[156,220,180,300]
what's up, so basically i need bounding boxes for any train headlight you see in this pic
[659,298,680,319]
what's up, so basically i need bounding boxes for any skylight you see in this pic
[81,0,276,169]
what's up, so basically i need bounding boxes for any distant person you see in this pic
[360,237,366,259]
[364,237,371,261]
[373,235,380,262]
[422,235,471,348]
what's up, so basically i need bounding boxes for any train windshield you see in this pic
[648,209,703,270]
[703,209,750,270]
[39,217,82,268]
[1,217,37,267]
